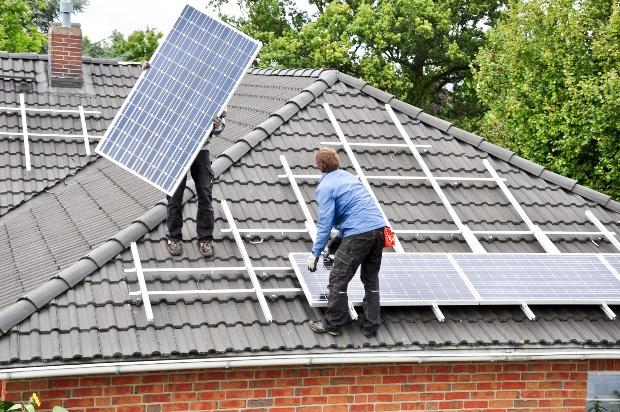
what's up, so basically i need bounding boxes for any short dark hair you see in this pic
[315,147,340,173]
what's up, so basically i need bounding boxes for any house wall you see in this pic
[1,359,614,412]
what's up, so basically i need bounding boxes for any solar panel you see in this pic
[603,254,620,274]
[95,5,261,195]
[289,253,478,306]
[453,253,620,303]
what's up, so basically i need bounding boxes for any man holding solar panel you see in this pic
[307,147,388,338]
[141,61,226,259]
[164,111,225,258]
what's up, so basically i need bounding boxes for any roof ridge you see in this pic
[246,67,326,78]
[333,72,620,213]
[0,70,339,335]
[0,51,137,66]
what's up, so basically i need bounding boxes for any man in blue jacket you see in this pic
[307,147,386,337]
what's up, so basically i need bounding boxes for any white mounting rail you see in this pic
[1,93,102,167]
[221,199,273,323]
[19,94,31,171]
[323,102,406,254]
[483,159,560,254]
[280,154,318,241]
[385,103,486,254]
[130,242,153,322]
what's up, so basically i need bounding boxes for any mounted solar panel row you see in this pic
[289,252,620,307]
[96,5,261,195]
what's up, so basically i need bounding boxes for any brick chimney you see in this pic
[48,0,83,87]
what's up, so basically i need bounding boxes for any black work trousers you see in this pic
[324,228,384,335]
[166,150,214,242]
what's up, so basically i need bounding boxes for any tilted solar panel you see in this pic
[95,5,261,195]
[289,253,478,306]
[453,253,620,303]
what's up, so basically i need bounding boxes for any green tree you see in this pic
[26,0,89,33]
[83,28,163,61]
[474,0,620,199]
[211,0,505,124]
[0,0,46,52]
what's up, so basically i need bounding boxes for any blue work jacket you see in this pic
[311,169,385,257]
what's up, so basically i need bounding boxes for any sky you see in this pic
[75,0,315,42]
[75,1,226,41]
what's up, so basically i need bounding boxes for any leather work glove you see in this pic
[326,236,342,260]
[307,254,319,272]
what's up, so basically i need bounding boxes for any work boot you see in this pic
[198,240,215,259]
[309,320,340,336]
[166,238,183,256]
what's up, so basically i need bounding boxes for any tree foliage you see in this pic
[83,28,163,61]
[210,0,505,122]
[474,0,620,199]
[0,0,47,52]
[26,0,89,33]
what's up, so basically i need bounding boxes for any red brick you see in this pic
[219,399,246,408]
[51,378,79,388]
[301,395,328,404]
[323,406,348,412]
[189,401,217,410]
[274,396,301,406]
[224,389,254,399]
[64,397,95,407]
[488,399,514,408]
[501,381,526,390]
[142,393,171,403]
[136,384,164,393]
[162,403,190,411]
[361,390,388,400]
[111,395,141,405]
[171,391,197,401]
[197,391,225,400]
[323,386,348,395]
[375,403,400,411]
[464,400,489,408]
[255,369,282,379]
[72,387,103,397]
[394,392,420,403]
[111,375,140,385]
[103,386,133,396]
[168,373,196,383]
[445,391,469,400]
[270,387,295,397]
[220,380,247,389]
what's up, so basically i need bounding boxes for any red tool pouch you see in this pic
[383,226,396,248]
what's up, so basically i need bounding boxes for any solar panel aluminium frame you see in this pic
[95,5,261,196]
[289,252,620,307]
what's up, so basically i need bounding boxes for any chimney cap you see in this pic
[60,0,73,13]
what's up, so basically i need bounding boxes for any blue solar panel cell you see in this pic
[96,5,261,195]
[289,253,478,306]
[453,254,620,303]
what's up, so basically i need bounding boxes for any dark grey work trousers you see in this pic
[324,228,384,335]
[166,150,214,241]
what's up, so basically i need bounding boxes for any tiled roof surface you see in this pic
[0,67,619,367]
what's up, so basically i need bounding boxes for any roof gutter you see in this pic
[2,349,620,380]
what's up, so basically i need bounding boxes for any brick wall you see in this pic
[1,359,615,411]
